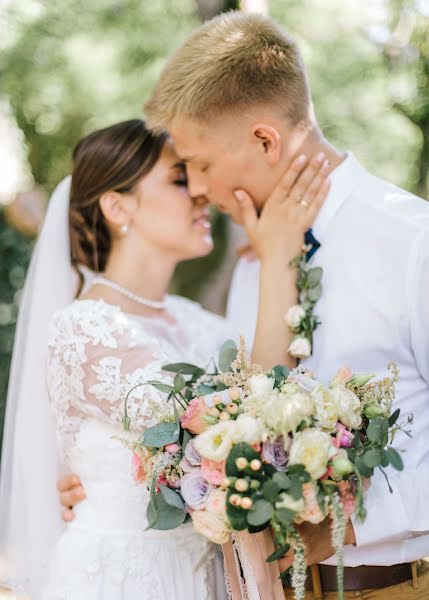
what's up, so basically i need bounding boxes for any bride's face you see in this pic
[126,140,214,261]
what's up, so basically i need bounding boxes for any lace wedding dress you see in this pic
[42,296,230,600]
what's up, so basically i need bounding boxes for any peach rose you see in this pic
[295,482,325,524]
[192,509,231,544]
[180,396,210,435]
[131,452,146,484]
[201,459,226,486]
[332,367,353,386]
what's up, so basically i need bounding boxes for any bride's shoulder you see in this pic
[168,294,227,326]
[48,299,128,345]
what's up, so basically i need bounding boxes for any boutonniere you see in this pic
[285,248,322,359]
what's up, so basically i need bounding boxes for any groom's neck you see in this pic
[295,125,346,175]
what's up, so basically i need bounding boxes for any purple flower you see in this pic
[262,439,289,471]
[185,439,202,466]
[181,472,212,510]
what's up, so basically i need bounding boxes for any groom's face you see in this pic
[170,115,282,224]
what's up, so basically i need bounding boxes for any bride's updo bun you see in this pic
[69,119,168,292]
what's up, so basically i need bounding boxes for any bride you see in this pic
[0,118,328,600]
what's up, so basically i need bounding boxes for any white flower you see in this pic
[311,385,338,432]
[194,420,236,461]
[289,428,332,479]
[203,389,230,408]
[285,305,306,329]
[263,391,314,436]
[249,374,275,396]
[192,509,231,544]
[330,385,362,430]
[288,336,312,359]
[276,492,305,513]
[232,414,263,445]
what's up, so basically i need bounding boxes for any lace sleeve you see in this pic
[47,301,175,435]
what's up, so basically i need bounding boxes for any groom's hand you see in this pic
[57,473,86,521]
[278,518,356,571]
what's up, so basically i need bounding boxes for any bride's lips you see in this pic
[193,215,211,231]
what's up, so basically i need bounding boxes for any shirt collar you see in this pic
[312,151,364,241]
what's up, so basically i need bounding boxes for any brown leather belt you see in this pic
[304,563,413,592]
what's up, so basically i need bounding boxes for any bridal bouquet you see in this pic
[123,338,407,600]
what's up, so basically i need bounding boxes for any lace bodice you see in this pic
[47,296,231,466]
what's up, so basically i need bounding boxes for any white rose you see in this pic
[330,385,362,430]
[263,391,314,435]
[232,414,263,445]
[194,420,236,461]
[249,374,275,396]
[276,492,305,513]
[192,509,231,545]
[285,305,306,329]
[289,428,332,479]
[311,385,338,432]
[288,336,312,359]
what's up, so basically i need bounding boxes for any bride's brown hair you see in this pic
[69,119,168,295]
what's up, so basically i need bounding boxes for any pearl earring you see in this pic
[120,224,129,235]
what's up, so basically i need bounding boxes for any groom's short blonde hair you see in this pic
[145,11,311,129]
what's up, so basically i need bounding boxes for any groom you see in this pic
[60,11,429,598]
[143,10,429,598]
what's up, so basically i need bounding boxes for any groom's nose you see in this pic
[186,166,209,199]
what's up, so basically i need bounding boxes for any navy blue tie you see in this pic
[305,228,320,262]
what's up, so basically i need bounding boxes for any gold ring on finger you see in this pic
[301,200,309,208]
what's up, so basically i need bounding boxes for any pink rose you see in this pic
[338,481,357,517]
[180,397,210,435]
[165,443,180,454]
[201,459,226,486]
[131,453,146,484]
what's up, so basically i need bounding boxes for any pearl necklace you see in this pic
[92,276,167,310]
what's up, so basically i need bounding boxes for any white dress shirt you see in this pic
[226,152,429,566]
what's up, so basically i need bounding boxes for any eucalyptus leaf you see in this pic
[272,471,291,490]
[262,480,281,503]
[163,362,205,378]
[174,372,186,393]
[386,447,404,471]
[143,421,180,447]
[362,448,384,468]
[147,381,174,394]
[307,282,322,303]
[367,417,389,445]
[388,408,401,427]
[159,484,185,510]
[181,428,192,453]
[266,544,291,563]
[147,491,186,530]
[247,498,274,527]
[196,384,217,396]
[306,267,323,288]
[218,339,238,372]
[354,456,373,478]
[275,507,295,526]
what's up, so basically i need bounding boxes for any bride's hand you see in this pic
[57,473,86,521]
[234,152,331,264]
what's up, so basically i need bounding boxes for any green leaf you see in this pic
[266,544,291,563]
[275,507,295,526]
[306,267,323,288]
[272,471,291,490]
[262,480,281,502]
[362,448,384,468]
[143,421,180,447]
[288,464,311,483]
[354,456,373,478]
[159,484,185,510]
[388,408,401,427]
[181,428,192,453]
[273,365,289,386]
[386,447,404,471]
[218,339,238,372]
[196,384,216,395]
[366,417,389,445]
[163,362,205,378]
[147,491,186,530]
[226,491,248,530]
[247,498,274,527]
[174,372,186,393]
[288,479,303,500]
[147,381,174,394]
[307,282,322,303]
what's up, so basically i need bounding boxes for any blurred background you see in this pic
[0,0,428,460]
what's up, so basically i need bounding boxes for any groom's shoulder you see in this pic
[358,170,429,235]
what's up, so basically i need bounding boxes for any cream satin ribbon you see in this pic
[223,530,285,600]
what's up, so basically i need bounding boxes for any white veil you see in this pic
[0,176,78,599]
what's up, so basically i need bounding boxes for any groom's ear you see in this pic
[250,124,282,166]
